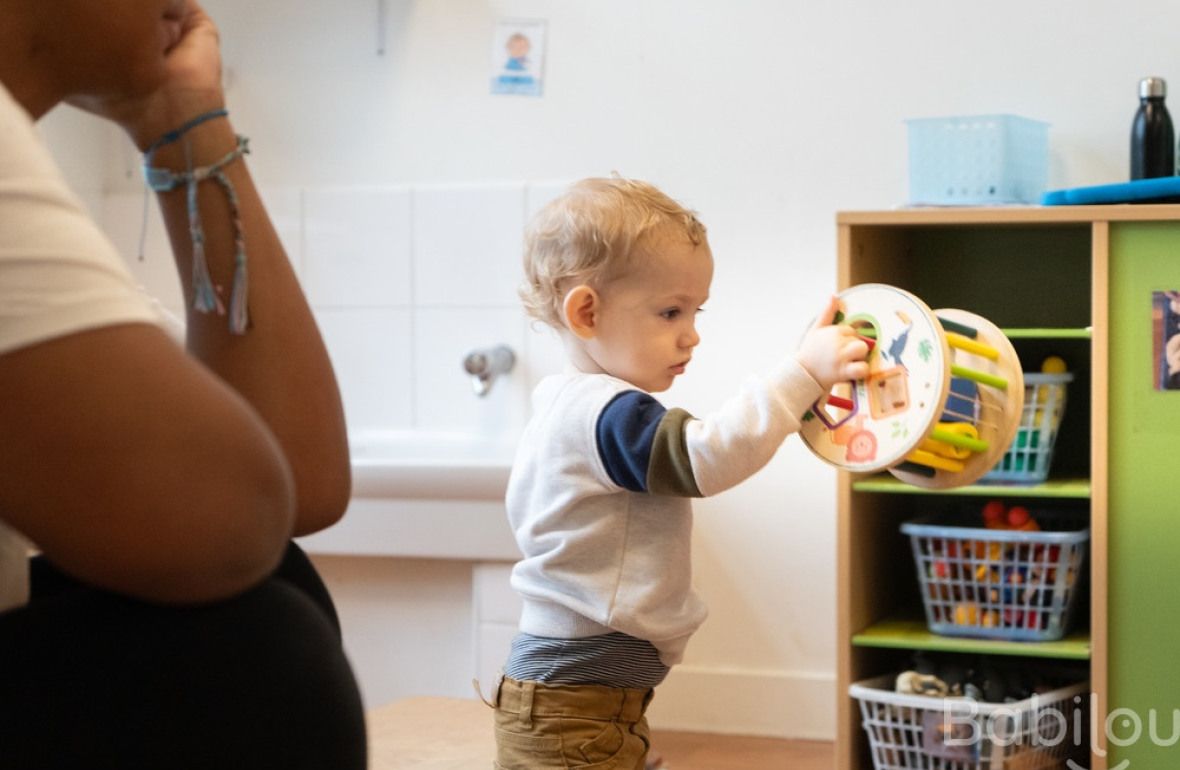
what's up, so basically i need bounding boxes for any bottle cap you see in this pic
[1140,77,1167,98]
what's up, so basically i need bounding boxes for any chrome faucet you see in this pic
[462,345,516,397]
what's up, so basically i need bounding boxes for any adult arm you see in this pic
[0,1,348,604]
[147,116,351,536]
[0,325,296,604]
[75,1,350,536]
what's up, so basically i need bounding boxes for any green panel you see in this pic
[853,617,1091,660]
[1108,221,1180,768]
[1003,328,1093,340]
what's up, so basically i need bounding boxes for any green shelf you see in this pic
[1001,327,1092,340]
[853,618,1091,660]
[850,475,1091,498]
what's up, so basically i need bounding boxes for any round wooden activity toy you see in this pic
[800,284,1024,489]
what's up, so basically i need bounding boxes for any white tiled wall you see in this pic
[102,181,572,440]
[303,186,412,308]
[101,192,184,315]
[314,307,414,431]
[472,562,523,699]
[413,184,526,308]
[257,186,304,282]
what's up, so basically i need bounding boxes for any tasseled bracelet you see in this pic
[142,109,251,334]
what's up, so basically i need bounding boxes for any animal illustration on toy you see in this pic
[800,284,1024,489]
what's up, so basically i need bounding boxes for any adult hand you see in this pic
[68,0,225,151]
[795,295,870,390]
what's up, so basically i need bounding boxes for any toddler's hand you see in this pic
[795,295,870,391]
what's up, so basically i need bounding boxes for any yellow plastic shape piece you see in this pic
[920,436,970,460]
[946,331,1000,361]
[904,449,966,473]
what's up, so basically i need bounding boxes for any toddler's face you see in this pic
[585,236,713,393]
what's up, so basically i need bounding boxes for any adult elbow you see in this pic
[140,442,298,605]
[290,459,352,537]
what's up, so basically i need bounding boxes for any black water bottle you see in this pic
[1131,76,1175,179]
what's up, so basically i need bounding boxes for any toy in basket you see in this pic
[800,284,1024,489]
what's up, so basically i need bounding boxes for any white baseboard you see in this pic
[645,665,835,740]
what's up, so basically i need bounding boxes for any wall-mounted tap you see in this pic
[462,345,516,397]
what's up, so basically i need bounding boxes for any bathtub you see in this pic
[298,430,521,560]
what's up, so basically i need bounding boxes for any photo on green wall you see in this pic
[1153,290,1180,390]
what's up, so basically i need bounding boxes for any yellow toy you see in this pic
[801,284,1024,489]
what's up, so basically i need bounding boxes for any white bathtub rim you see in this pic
[348,429,517,500]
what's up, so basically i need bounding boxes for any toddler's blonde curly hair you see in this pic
[520,176,707,329]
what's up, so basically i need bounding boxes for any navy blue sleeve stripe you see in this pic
[595,390,667,492]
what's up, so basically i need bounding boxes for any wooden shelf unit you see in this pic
[833,205,1137,770]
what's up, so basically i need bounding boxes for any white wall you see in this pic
[41,0,1180,738]
[36,106,108,218]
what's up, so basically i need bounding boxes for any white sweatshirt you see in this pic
[505,358,823,666]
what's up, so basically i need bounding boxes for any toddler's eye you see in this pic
[660,308,681,320]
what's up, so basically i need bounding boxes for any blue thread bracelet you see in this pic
[143,108,228,158]
[143,135,252,334]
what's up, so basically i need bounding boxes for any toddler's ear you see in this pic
[563,285,599,340]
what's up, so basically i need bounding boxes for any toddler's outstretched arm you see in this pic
[593,295,871,499]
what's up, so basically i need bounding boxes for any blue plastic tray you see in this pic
[1042,176,1180,205]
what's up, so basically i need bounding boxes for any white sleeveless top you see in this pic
[0,82,160,612]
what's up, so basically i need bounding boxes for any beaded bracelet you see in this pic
[143,134,251,334]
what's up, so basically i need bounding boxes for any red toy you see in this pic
[980,500,1040,531]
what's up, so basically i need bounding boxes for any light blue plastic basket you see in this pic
[906,115,1049,205]
[901,512,1088,642]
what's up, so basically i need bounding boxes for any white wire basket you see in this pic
[850,674,1089,770]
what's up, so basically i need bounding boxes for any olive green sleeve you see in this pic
[646,408,702,497]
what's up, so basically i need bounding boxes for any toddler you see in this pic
[490,176,868,769]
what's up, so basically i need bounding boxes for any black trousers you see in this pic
[0,542,366,769]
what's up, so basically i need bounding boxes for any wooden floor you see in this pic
[366,696,834,769]
[651,729,833,770]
